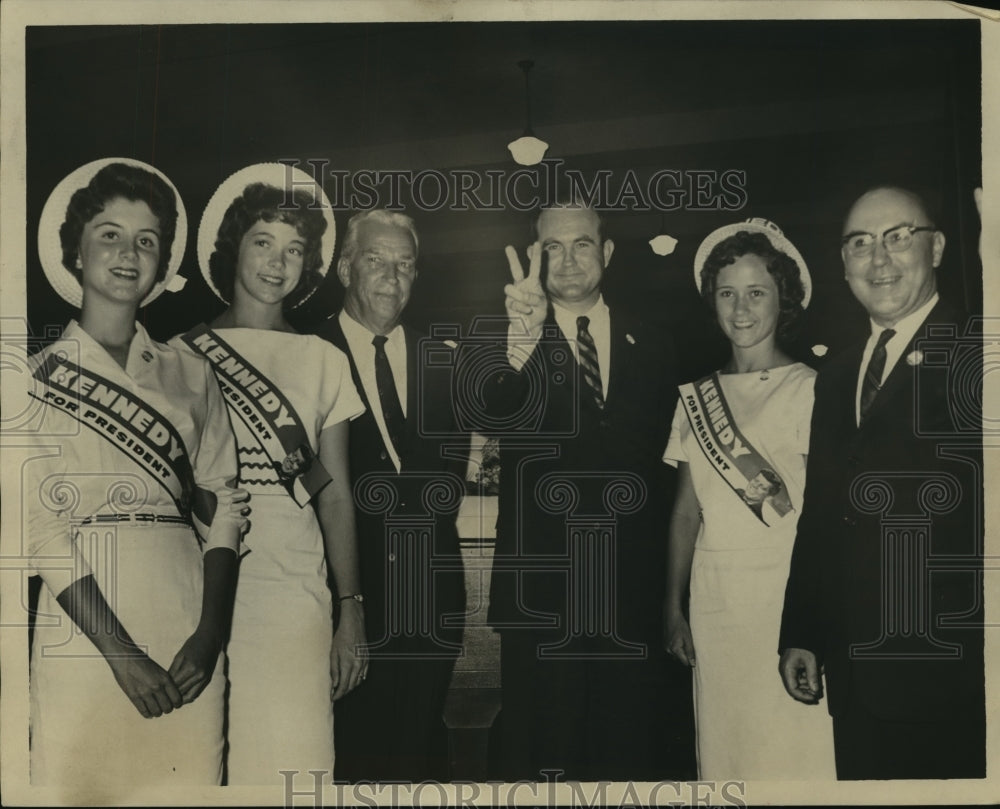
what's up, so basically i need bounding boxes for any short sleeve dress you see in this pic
[663,362,835,780]
[175,329,364,785]
[26,320,240,787]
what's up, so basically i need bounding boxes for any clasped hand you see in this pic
[109,627,224,719]
[111,487,250,718]
[168,627,224,706]
[108,651,184,719]
[164,486,250,707]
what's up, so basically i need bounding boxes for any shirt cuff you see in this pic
[506,324,541,371]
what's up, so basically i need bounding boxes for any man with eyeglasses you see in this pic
[777,186,984,779]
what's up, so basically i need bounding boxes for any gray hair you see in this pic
[339,209,420,265]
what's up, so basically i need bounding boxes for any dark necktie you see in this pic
[372,335,405,456]
[576,316,605,411]
[859,328,896,423]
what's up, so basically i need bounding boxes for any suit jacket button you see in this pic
[388,552,397,562]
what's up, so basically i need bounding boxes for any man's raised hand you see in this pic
[504,242,548,339]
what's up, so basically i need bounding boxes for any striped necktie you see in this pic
[859,328,895,423]
[576,315,605,411]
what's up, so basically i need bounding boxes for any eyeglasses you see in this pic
[841,224,936,258]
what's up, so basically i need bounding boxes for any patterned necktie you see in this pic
[372,335,405,456]
[859,328,896,423]
[576,316,605,411]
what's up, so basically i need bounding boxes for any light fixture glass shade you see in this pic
[648,234,678,256]
[507,135,549,166]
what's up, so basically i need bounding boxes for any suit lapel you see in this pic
[811,339,865,444]
[544,310,598,413]
[401,325,419,459]
[837,342,867,433]
[605,310,626,409]
[540,309,574,365]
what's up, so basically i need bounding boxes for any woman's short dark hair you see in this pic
[59,162,178,284]
[209,182,327,309]
[699,230,806,344]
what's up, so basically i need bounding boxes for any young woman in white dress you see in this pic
[29,158,249,788]
[178,164,367,784]
[663,219,836,780]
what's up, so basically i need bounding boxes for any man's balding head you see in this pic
[840,186,944,328]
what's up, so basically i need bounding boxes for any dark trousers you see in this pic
[832,703,985,780]
[492,630,693,782]
[334,648,457,783]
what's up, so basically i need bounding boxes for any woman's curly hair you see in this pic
[59,162,178,283]
[699,230,806,344]
[209,182,327,309]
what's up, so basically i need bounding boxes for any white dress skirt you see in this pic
[663,363,836,781]
[30,521,225,786]
[188,329,364,785]
[26,321,240,788]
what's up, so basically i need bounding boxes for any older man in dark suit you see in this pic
[475,201,683,781]
[779,186,984,780]
[314,209,467,782]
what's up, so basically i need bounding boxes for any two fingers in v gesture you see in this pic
[504,242,548,337]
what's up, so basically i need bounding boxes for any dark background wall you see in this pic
[25,20,982,381]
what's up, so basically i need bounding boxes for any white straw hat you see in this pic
[37,157,188,308]
[197,163,336,307]
[693,217,812,308]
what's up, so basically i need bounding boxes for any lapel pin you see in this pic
[905,350,924,367]
[626,334,636,345]
[811,344,828,357]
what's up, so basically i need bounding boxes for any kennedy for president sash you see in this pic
[29,352,203,522]
[181,324,331,506]
[679,372,794,526]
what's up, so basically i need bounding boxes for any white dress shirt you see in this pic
[855,292,938,425]
[339,310,407,471]
[552,296,611,397]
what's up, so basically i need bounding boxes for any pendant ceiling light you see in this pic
[507,60,549,166]
[649,210,678,256]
